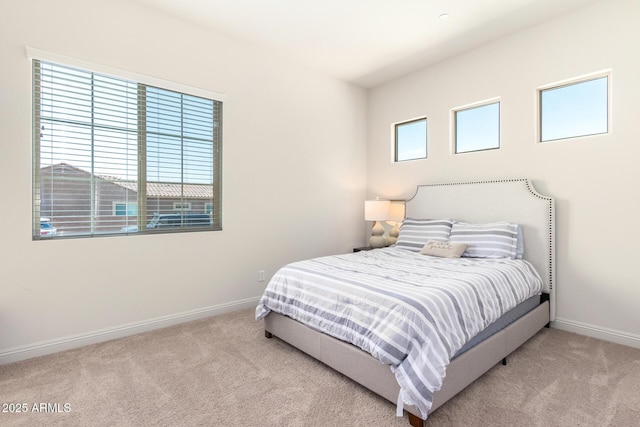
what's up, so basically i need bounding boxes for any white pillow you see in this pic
[395,219,453,252]
[516,225,524,259]
[449,221,519,259]
[420,240,468,258]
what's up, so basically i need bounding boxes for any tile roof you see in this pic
[40,164,213,198]
[109,179,213,198]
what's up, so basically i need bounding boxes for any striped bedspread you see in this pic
[255,247,543,419]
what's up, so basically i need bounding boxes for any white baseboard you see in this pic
[0,296,261,365]
[552,317,640,349]
[6,303,636,365]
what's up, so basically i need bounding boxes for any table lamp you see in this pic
[386,202,405,246]
[365,197,390,249]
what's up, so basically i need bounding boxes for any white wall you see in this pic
[0,0,367,362]
[367,0,640,347]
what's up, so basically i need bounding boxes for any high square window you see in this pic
[454,100,500,154]
[394,117,427,162]
[539,74,609,142]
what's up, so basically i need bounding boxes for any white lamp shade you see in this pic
[364,199,390,221]
[388,202,405,223]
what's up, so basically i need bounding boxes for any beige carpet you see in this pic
[1,308,639,426]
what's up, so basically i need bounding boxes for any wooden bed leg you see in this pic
[265,330,273,339]
[408,412,424,427]
[502,357,507,366]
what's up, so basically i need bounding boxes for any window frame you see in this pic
[28,48,225,240]
[452,98,501,154]
[173,202,192,211]
[113,202,138,217]
[393,116,428,162]
[537,70,611,143]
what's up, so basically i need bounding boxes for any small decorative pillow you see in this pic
[395,218,454,252]
[420,240,468,258]
[449,221,519,259]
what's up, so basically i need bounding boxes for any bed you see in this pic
[256,179,555,426]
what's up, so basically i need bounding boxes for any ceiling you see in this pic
[133,0,601,88]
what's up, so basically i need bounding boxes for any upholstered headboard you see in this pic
[405,179,555,320]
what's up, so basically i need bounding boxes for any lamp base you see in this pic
[369,235,386,248]
[369,221,386,249]
[386,222,400,246]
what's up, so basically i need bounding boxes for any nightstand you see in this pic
[353,246,373,252]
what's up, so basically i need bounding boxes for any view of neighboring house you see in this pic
[39,163,213,235]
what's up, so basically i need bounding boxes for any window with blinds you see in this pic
[32,59,222,239]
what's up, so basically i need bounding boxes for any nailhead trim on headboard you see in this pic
[406,178,555,293]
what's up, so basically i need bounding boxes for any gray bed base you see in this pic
[264,300,550,426]
[262,179,555,425]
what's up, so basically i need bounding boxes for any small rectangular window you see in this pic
[539,74,609,142]
[173,202,192,211]
[114,202,137,216]
[394,117,427,162]
[454,101,500,154]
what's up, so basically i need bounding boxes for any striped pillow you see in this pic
[449,222,519,259]
[395,219,453,252]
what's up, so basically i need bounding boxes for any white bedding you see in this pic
[256,247,543,419]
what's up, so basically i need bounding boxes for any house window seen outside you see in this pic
[173,202,192,211]
[114,203,138,216]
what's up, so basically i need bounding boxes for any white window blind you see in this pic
[32,59,222,239]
